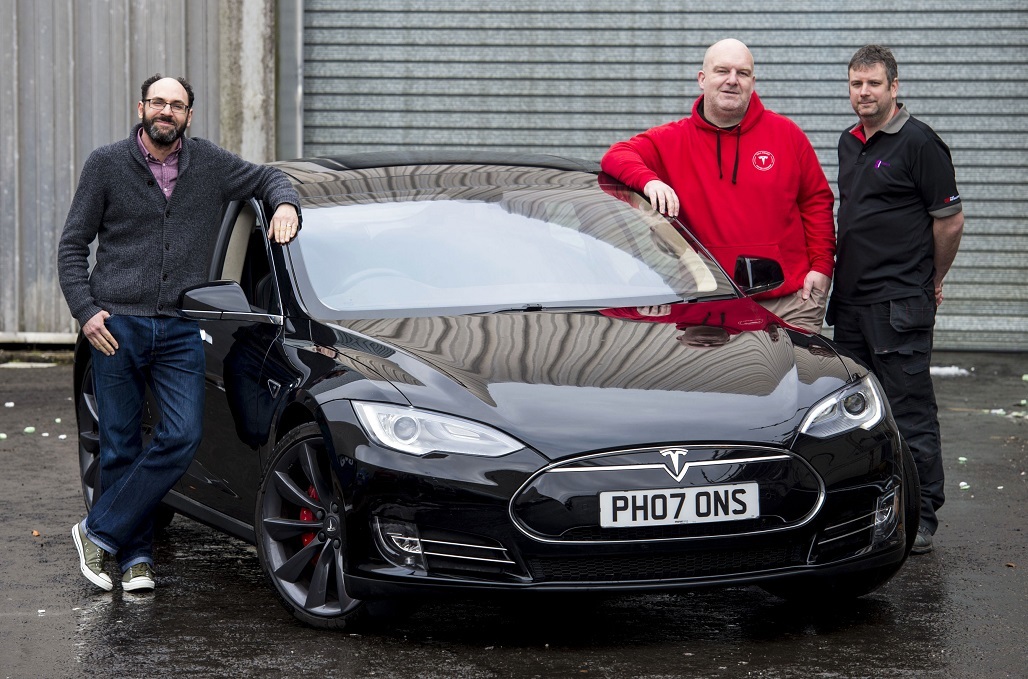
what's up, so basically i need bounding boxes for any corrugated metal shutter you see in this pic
[302,0,1028,351]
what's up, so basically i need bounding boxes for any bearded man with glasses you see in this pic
[58,73,302,593]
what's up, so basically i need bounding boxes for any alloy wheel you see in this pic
[76,362,101,509]
[256,423,364,628]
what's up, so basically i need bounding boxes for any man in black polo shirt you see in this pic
[828,44,964,555]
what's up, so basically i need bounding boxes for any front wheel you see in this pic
[254,423,366,629]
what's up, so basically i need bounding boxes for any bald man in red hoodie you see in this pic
[601,39,836,333]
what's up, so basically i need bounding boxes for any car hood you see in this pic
[326,299,855,460]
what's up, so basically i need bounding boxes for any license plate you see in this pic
[599,483,760,527]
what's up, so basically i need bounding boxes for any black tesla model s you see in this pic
[74,153,917,629]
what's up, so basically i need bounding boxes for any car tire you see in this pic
[254,423,367,630]
[76,356,176,532]
[761,444,921,603]
[899,440,921,556]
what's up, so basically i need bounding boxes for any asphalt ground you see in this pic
[0,348,1025,678]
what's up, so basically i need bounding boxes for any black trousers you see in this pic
[830,296,945,533]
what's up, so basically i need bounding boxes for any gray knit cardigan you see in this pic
[58,124,301,326]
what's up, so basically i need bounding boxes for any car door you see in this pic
[173,203,283,523]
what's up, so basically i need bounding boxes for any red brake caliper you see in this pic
[299,485,319,564]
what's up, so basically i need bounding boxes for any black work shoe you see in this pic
[72,523,113,591]
[122,563,156,592]
[911,525,934,555]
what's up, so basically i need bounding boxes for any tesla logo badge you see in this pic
[660,448,690,481]
[752,151,775,171]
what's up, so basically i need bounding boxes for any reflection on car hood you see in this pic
[331,299,853,460]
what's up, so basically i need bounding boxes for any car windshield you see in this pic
[290,172,736,318]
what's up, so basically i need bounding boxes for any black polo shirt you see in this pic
[833,105,962,305]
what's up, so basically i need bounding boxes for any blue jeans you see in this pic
[85,315,205,572]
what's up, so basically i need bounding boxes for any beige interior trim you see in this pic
[222,203,257,282]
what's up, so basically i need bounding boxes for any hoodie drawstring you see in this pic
[715,127,741,184]
[731,126,741,185]
[715,132,723,180]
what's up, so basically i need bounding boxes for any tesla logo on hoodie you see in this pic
[752,151,775,171]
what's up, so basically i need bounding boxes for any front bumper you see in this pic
[320,403,911,600]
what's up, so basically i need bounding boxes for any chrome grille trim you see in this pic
[510,444,825,545]
[422,550,516,565]
[817,509,878,546]
[420,538,517,565]
[421,538,509,552]
[547,454,792,483]
[823,510,877,535]
[818,524,873,545]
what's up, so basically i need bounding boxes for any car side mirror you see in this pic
[181,280,251,315]
[734,256,785,296]
[180,280,282,325]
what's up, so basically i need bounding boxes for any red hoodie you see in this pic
[600,92,835,299]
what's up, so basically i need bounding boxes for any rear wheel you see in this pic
[254,423,366,629]
[76,357,176,531]
[76,360,101,510]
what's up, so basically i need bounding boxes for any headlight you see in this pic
[352,401,524,457]
[799,375,885,438]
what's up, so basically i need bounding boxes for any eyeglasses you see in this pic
[143,98,190,114]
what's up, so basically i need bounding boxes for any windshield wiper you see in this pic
[471,294,727,315]
[474,303,611,315]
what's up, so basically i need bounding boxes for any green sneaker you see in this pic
[72,523,113,591]
[122,563,156,592]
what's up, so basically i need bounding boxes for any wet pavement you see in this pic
[1,350,1025,678]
